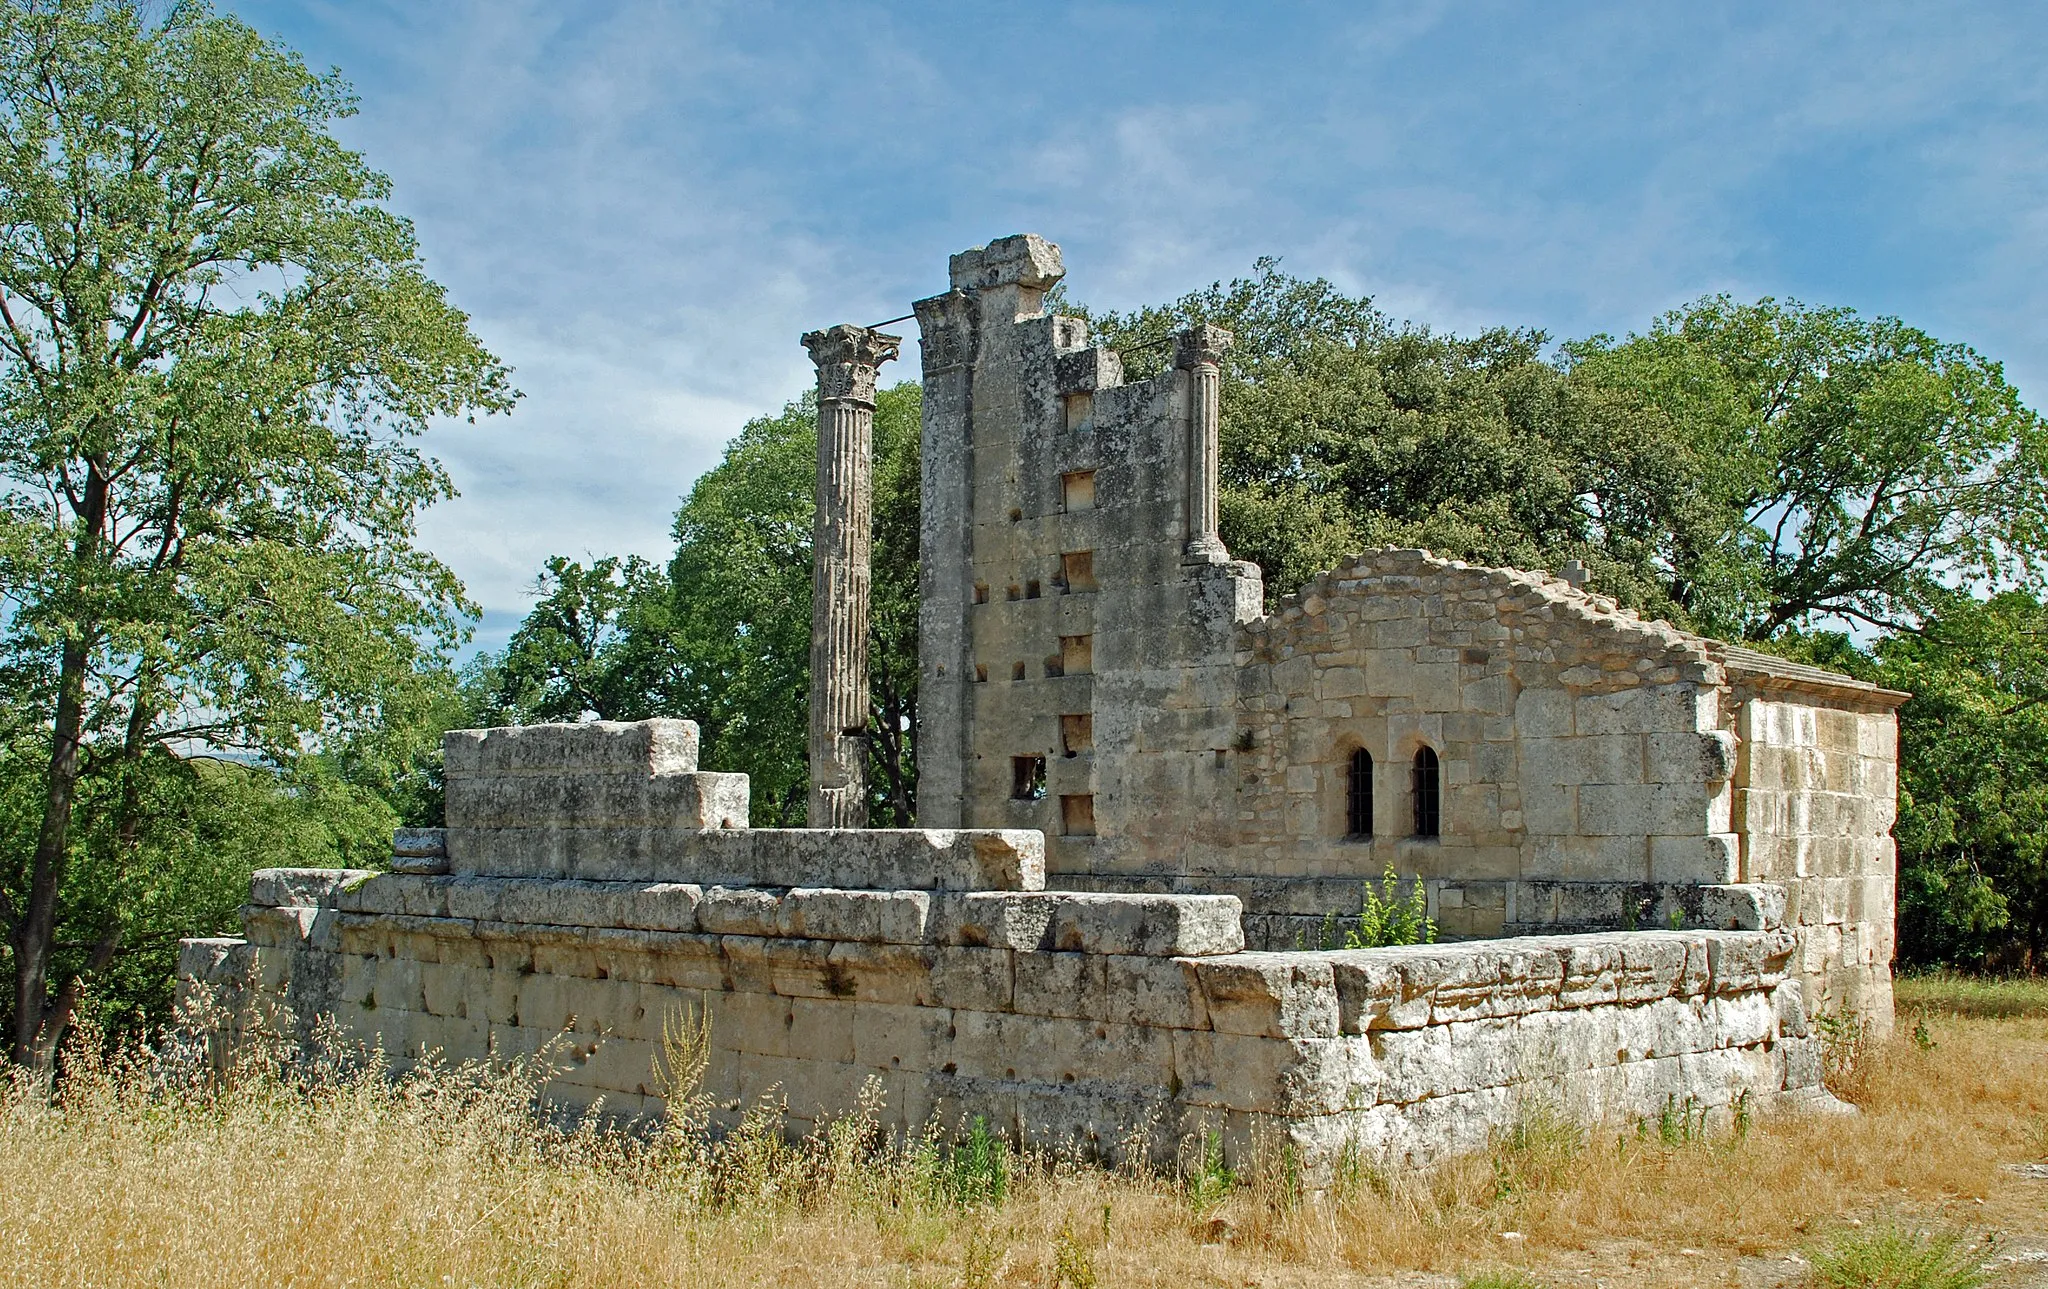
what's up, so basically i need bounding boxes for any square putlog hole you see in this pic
[1012,755,1047,801]
[1060,634,1093,676]
[1060,714,1092,757]
[1063,391,1093,433]
[1061,550,1096,593]
[1061,470,1096,512]
[1060,793,1096,837]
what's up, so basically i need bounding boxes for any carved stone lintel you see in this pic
[1174,323,1235,371]
[802,324,902,406]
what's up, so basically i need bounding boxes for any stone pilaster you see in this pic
[1176,324,1234,563]
[910,289,979,828]
[803,323,900,828]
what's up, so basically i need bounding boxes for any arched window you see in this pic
[1346,748,1373,837]
[1412,747,1440,838]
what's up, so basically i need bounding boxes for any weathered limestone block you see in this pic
[950,892,1242,956]
[445,719,701,777]
[697,887,784,936]
[448,825,1044,890]
[250,867,375,909]
[449,769,751,831]
[1191,954,1339,1038]
[1172,1029,1359,1115]
[393,828,448,858]
[779,888,932,943]
[1697,882,1787,931]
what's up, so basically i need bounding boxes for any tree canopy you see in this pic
[0,0,513,1067]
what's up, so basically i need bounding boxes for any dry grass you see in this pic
[1,980,2045,1288]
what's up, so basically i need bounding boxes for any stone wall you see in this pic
[1725,650,1901,1021]
[914,235,1263,883]
[1225,549,1736,908]
[182,859,1831,1169]
[181,718,1838,1171]
[909,237,1903,1030]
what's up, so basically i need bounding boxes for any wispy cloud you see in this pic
[231,0,2048,650]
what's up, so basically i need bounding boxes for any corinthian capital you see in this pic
[1173,323,1235,370]
[802,324,903,403]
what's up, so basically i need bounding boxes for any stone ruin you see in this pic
[181,234,1905,1170]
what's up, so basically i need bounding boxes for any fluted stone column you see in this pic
[802,323,900,828]
[1176,324,1234,563]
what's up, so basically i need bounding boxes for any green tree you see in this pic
[483,555,673,725]
[1828,594,2048,968]
[1071,260,1701,613]
[663,382,921,824]
[0,0,514,1068]
[1564,297,2048,640]
[489,383,920,826]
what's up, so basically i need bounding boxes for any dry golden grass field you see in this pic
[2,973,2045,1289]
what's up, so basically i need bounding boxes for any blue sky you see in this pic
[231,1,2048,653]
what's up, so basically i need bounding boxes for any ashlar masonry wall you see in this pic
[912,236,1903,1032]
[1724,651,1901,1021]
[915,235,1263,882]
[182,719,1839,1171]
[1218,549,1902,1024]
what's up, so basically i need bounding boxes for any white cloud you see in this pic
[228,0,2048,651]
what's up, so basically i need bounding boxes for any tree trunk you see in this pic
[10,468,106,1071]
[12,633,88,1069]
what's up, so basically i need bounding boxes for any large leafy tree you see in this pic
[1564,298,2048,640]
[481,555,674,725]
[0,0,513,1068]
[1070,261,1708,614]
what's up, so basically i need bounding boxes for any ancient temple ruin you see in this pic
[182,234,1905,1170]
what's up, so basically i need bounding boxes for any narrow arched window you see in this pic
[1346,748,1373,837]
[1412,746,1440,838]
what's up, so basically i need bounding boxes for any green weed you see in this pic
[1346,864,1437,948]
[1489,1105,1584,1200]
[1802,1222,1995,1289]
[944,1116,1010,1208]
[1184,1129,1238,1207]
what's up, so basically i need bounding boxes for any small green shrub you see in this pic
[1184,1129,1238,1206]
[1641,1094,1709,1147]
[1803,1222,1995,1289]
[944,1116,1010,1207]
[1345,865,1437,948]
[1815,1010,1869,1090]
